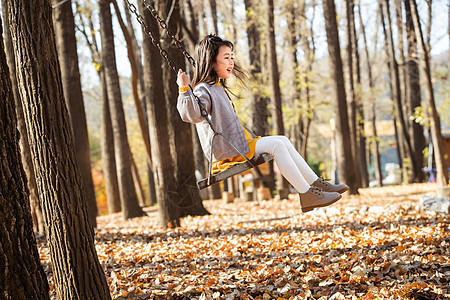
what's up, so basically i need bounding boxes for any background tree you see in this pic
[52,0,98,226]
[5,0,111,298]
[267,0,290,198]
[122,0,157,206]
[74,0,122,213]
[99,0,145,219]
[404,0,426,183]
[245,0,269,137]
[357,2,383,187]
[382,0,417,183]
[138,0,182,227]
[322,0,358,193]
[297,0,316,159]
[345,0,362,189]
[409,0,448,186]
[349,0,368,188]
[0,14,49,299]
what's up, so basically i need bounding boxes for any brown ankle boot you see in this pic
[299,186,342,213]
[312,177,349,194]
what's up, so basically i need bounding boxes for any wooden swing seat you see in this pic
[196,153,273,189]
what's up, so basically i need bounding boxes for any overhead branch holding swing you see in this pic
[124,0,273,190]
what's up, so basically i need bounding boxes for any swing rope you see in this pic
[124,0,195,72]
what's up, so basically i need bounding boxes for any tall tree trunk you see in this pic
[52,0,98,226]
[138,0,181,227]
[244,0,270,137]
[349,0,368,188]
[2,0,45,234]
[404,0,426,182]
[244,0,274,193]
[394,0,421,182]
[322,0,358,194]
[99,0,144,219]
[0,15,50,299]
[345,0,362,189]
[358,2,383,187]
[159,0,209,217]
[100,70,122,213]
[6,0,111,298]
[267,0,289,198]
[394,0,409,127]
[286,1,302,146]
[382,0,418,182]
[409,0,448,186]
[111,0,153,169]
[380,2,404,179]
[298,0,316,160]
[123,0,157,205]
[73,1,122,213]
[131,156,146,206]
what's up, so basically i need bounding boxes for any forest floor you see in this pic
[38,183,450,299]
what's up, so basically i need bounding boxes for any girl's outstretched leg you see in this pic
[254,136,342,212]
[271,136,349,194]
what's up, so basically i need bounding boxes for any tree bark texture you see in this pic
[322,0,358,194]
[409,0,448,185]
[5,0,111,298]
[138,0,180,227]
[1,0,45,234]
[99,0,144,219]
[0,15,50,299]
[52,0,98,226]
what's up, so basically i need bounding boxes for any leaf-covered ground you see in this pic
[38,183,450,299]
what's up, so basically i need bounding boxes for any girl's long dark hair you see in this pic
[192,34,247,92]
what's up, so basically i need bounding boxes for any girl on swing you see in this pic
[177,34,349,213]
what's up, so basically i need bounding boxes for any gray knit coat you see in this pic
[177,83,249,162]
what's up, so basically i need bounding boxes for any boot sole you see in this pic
[337,186,350,194]
[301,194,342,213]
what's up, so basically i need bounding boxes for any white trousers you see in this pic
[254,136,318,193]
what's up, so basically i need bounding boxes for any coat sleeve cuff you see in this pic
[178,85,190,93]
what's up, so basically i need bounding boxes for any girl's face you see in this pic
[212,45,234,80]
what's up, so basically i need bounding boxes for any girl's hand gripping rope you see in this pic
[177,69,190,87]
